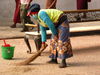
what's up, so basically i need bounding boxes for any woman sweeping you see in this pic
[27,3,73,68]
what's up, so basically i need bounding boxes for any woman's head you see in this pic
[27,3,40,16]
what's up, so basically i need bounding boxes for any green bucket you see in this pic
[1,46,15,59]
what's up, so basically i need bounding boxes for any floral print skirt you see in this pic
[49,24,73,59]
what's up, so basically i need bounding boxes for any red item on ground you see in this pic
[3,40,11,47]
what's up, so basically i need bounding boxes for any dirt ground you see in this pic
[0,34,100,75]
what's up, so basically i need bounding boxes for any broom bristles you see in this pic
[15,44,48,65]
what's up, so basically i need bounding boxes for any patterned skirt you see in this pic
[49,20,73,59]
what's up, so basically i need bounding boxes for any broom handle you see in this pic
[16,44,48,65]
[24,49,44,64]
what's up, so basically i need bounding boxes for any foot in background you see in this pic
[10,24,16,28]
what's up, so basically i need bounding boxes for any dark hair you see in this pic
[28,3,40,12]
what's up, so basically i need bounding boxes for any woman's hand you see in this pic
[54,35,58,42]
[40,42,48,50]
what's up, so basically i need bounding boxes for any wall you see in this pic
[0,0,100,25]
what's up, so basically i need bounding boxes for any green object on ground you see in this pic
[1,46,15,59]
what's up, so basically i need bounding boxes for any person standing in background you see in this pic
[77,0,91,10]
[20,0,33,32]
[45,0,57,9]
[77,0,91,18]
[10,0,21,28]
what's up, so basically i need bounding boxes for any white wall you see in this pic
[31,0,76,10]
[88,0,100,9]
[32,0,100,10]
[0,0,100,25]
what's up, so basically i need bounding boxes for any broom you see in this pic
[16,44,48,65]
